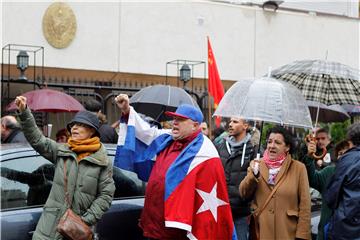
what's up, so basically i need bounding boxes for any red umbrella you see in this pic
[7,88,85,113]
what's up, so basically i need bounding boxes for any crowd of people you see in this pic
[0,93,359,240]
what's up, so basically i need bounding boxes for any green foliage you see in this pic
[257,120,350,152]
[260,122,275,146]
[329,120,351,143]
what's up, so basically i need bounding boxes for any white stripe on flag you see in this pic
[187,136,220,174]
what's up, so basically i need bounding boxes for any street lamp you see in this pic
[180,64,191,87]
[262,1,283,12]
[17,50,29,81]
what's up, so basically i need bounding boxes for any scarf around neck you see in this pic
[263,149,286,185]
[68,136,101,161]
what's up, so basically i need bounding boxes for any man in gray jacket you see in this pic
[215,117,256,240]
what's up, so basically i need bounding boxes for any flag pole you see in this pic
[207,36,224,139]
[208,93,213,140]
[207,36,213,140]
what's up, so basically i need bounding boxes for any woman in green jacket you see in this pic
[15,95,115,240]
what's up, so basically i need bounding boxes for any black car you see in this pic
[0,143,146,240]
[1,144,322,239]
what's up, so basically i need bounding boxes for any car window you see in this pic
[107,155,146,199]
[1,156,54,210]
[1,150,146,210]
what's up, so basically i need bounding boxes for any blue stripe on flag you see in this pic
[124,124,135,151]
[164,133,204,200]
[114,125,173,181]
[232,225,238,240]
[114,140,151,181]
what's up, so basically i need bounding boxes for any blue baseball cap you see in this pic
[165,104,203,123]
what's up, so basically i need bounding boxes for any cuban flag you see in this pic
[114,107,237,240]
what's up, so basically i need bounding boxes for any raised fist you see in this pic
[115,94,130,114]
[15,96,27,112]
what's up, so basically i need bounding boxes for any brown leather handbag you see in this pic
[249,213,260,240]
[249,173,287,240]
[57,160,93,240]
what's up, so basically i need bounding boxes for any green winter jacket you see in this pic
[18,108,115,240]
[303,155,335,240]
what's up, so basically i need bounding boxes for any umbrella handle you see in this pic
[304,134,327,160]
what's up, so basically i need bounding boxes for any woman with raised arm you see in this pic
[15,95,115,240]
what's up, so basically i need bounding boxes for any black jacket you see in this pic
[2,128,27,144]
[215,135,256,217]
[324,146,360,240]
[99,124,118,144]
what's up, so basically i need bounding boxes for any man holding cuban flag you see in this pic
[114,94,237,240]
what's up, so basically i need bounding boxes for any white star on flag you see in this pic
[196,182,228,222]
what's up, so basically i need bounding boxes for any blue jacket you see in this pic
[324,146,360,240]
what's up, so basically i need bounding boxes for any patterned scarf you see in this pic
[68,137,101,161]
[263,149,286,185]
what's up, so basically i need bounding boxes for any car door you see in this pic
[1,149,53,240]
[95,146,147,240]
[1,145,147,240]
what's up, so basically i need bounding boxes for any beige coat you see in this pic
[240,155,311,240]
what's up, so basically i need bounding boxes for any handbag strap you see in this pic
[255,171,287,217]
[63,160,70,207]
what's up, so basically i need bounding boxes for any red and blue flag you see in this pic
[114,107,237,239]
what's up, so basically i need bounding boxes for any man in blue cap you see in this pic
[114,94,236,240]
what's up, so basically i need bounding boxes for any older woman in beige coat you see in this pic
[240,126,311,240]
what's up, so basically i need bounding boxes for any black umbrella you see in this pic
[307,101,350,123]
[342,104,360,116]
[130,85,199,121]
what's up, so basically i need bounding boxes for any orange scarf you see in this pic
[67,137,101,161]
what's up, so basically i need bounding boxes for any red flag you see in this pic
[208,37,224,127]
[164,137,236,239]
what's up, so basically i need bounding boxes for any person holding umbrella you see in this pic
[240,126,311,240]
[298,128,336,170]
[14,95,115,240]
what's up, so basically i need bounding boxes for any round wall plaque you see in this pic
[42,2,77,49]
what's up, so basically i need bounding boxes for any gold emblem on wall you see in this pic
[42,2,77,49]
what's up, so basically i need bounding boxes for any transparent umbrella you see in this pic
[213,77,312,129]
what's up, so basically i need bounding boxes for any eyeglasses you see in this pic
[69,122,90,129]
